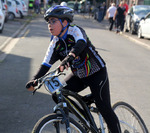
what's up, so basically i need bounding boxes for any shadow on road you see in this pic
[0,53,55,133]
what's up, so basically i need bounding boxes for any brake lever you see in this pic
[32,89,37,95]
[32,83,43,95]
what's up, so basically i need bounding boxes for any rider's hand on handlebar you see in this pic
[59,54,75,72]
[59,62,70,72]
[26,80,38,91]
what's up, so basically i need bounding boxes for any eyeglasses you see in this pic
[47,19,59,25]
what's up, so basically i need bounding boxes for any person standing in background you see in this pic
[34,0,40,14]
[113,1,126,34]
[74,0,79,13]
[122,0,129,15]
[102,2,106,20]
[106,3,117,31]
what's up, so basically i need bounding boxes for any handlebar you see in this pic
[32,68,66,95]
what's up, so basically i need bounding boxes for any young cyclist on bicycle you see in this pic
[26,5,121,133]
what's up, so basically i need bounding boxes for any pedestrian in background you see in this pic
[34,0,40,14]
[106,3,117,31]
[113,1,126,34]
[102,2,106,20]
[122,0,129,15]
[88,3,92,18]
[74,0,79,13]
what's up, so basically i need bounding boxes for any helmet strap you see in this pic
[58,19,69,37]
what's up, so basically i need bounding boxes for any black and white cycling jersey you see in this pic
[42,24,105,78]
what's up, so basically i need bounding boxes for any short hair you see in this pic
[111,3,115,6]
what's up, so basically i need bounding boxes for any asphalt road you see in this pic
[0,14,150,132]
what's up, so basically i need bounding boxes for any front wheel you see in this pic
[112,101,148,133]
[32,113,86,133]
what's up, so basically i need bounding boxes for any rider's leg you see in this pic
[83,67,121,133]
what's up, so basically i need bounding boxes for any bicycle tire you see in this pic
[112,101,149,133]
[32,113,86,133]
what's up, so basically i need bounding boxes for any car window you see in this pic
[7,1,11,6]
[147,14,150,19]
[67,3,74,9]
[15,0,20,5]
[134,6,150,16]
[21,1,25,6]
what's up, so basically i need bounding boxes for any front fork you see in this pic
[53,90,71,133]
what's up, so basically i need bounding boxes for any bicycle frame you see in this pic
[34,69,106,133]
[53,89,106,133]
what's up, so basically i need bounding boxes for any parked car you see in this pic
[1,0,8,22]
[14,0,27,18]
[67,1,81,13]
[138,12,150,39]
[7,0,20,20]
[124,5,150,34]
[0,0,5,33]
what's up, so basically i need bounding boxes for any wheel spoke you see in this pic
[112,102,148,133]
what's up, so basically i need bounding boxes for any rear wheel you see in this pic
[113,101,148,133]
[32,113,86,133]
[19,11,24,19]
[0,23,4,33]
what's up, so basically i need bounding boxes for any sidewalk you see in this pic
[80,13,150,49]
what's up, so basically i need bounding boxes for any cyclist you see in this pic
[26,5,121,133]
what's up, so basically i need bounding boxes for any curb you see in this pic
[122,34,150,50]
[81,14,150,50]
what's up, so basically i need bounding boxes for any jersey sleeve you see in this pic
[69,25,87,43]
[68,26,88,56]
[42,37,59,67]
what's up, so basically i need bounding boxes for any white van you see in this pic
[0,0,5,33]
[7,0,20,20]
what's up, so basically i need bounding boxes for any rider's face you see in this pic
[48,17,62,36]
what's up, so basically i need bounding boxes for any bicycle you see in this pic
[31,68,149,133]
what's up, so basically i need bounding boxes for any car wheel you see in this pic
[138,26,143,39]
[8,12,15,20]
[19,11,24,19]
[5,16,8,23]
[0,23,4,33]
[130,22,135,34]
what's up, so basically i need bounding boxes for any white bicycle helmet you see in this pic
[60,1,67,6]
